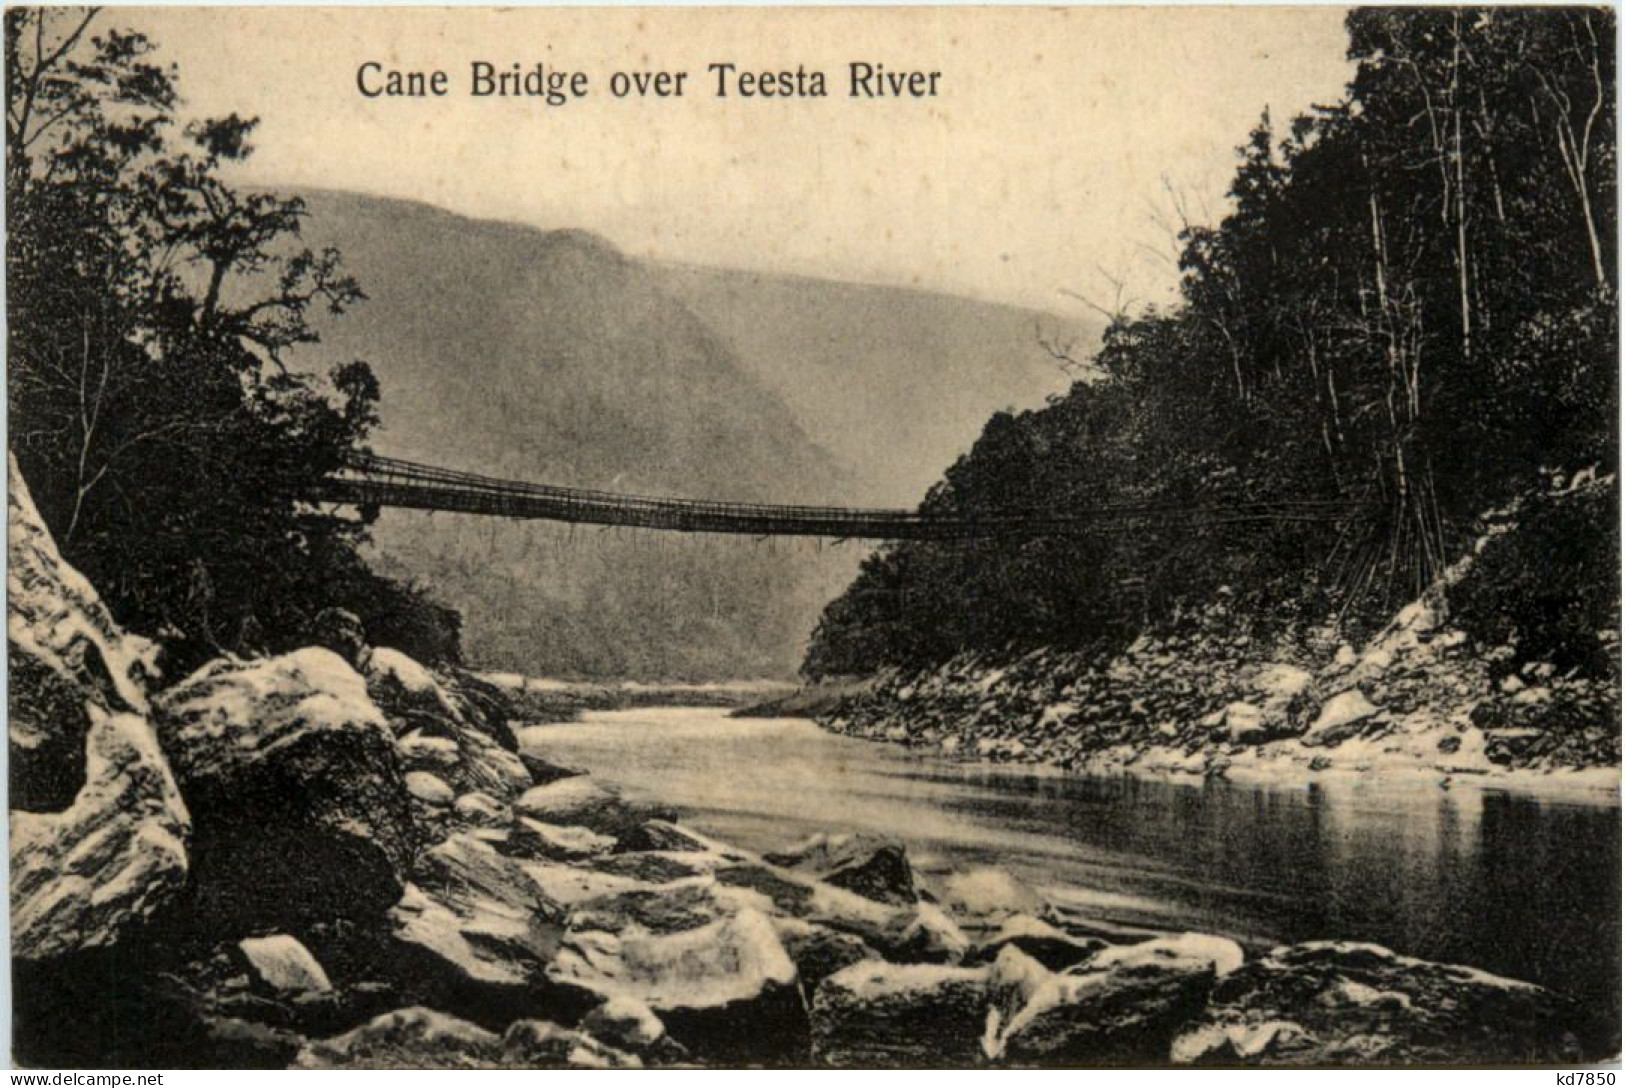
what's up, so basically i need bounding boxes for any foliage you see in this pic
[6,9,460,673]
[807,7,1617,680]
[1447,478,1619,677]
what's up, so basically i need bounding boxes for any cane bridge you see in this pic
[310,453,1357,541]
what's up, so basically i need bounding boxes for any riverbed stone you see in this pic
[811,960,993,1067]
[1304,690,1382,746]
[936,866,1049,928]
[507,816,617,862]
[966,914,1106,972]
[515,777,638,837]
[238,935,332,995]
[991,934,1226,1065]
[384,832,565,1021]
[766,833,918,906]
[548,906,806,1063]
[294,1006,501,1069]
[1171,941,1583,1065]
[501,1018,643,1068]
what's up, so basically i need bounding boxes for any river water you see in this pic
[520,707,1621,1018]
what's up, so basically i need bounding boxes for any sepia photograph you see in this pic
[4,2,1620,1072]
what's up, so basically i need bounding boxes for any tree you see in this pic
[806,7,1616,681]
[7,8,459,671]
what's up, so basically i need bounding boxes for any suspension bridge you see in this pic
[309,452,1358,541]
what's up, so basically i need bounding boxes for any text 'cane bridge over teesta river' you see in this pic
[309,453,1359,541]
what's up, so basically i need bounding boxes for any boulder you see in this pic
[520,751,585,787]
[1221,702,1267,744]
[936,867,1049,928]
[965,914,1106,972]
[892,901,971,965]
[1171,941,1583,1065]
[385,832,565,1019]
[515,776,637,837]
[714,860,941,961]
[991,934,1233,1065]
[568,879,731,937]
[451,791,511,829]
[406,771,455,806]
[617,819,747,858]
[238,935,332,995]
[9,648,95,812]
[295,1006,502,1069]
[446,726,533,803]
[1249,664,1317,736]
[502,1019,643,1068]
[589,851,717,884]
[508,817,617,862]
[549,907,806,1063]
[580,995,688,1064]
[766,833,917,906]
[7,454,159,723]
[154,648,414,933]
[811,961,993,1067]
[1304,690,1382,747]
[398,730,459,772]
[772,917,880,993]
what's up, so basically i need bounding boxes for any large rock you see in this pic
[549,906,807,1062]
[990,934,1235,1065]
[501,1019,643,1068]
[811,960,994,1067]
[367,647,521,752]
[385,832,566,1022]
[154,648,414,933]
[965,914,1105,972]
[238,935,332,995]
[8,455,189,961]
[767,832,918,906]
[1171,941,1583,1065]
[515,776,638,837]
[1303,690,1382,747]
[11,708,191,962]
[294,1006,502,1069]
[716,859,967,964]
[294,1006,643,1069]
[936,866,1049,928]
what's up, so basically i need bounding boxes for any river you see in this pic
[520,706,1621,1020]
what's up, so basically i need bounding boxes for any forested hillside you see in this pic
[807,8,1617,682]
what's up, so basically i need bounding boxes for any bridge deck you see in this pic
[310,453,1355,541]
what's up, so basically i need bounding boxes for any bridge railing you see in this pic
[308,451,1359,541]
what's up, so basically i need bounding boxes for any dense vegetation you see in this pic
[807,8,1617,680]
[6,10,460,673]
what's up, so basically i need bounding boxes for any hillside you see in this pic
[287,191,1085,678]
[654,263,1087,505]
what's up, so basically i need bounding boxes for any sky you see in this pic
[118,6,1355,314]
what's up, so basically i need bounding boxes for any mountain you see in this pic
[288,190,1090,679]
[653,263,1090,505]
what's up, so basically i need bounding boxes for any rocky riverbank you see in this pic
[8,454,1613,1067]
[805,478,1620,795]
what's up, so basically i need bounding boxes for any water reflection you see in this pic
[522,707,1620,1016]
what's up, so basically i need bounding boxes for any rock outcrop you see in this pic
[154,648,415,933]
[8,455,189,962]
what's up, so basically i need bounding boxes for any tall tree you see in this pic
[6,8,460,669]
